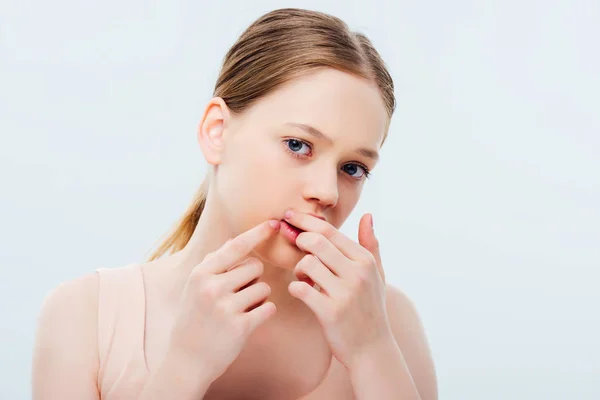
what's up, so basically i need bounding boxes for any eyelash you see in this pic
[282,138,371,180]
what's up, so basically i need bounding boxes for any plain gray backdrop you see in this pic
[1,1,599,399]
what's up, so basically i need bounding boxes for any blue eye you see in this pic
[285,139,311,156]
[342,163,370,179]
[284,138,370,180]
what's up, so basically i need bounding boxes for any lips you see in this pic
[280,220,315,286]
[280,220,304,245]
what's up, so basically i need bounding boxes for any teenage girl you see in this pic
[33,8,437,400]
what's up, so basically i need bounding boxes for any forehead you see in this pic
[240,68,388,148]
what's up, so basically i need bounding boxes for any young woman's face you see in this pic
[207,68,388,269]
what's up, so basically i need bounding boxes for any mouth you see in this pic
[280,220,304,245]
[279,218,316,288]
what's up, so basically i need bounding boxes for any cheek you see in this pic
[330,185,362,227]
[219,145,295,222]
[238,148,293,192]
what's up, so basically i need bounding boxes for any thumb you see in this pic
[358,213,385,282]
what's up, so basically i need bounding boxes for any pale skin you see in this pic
[32,68,438,399]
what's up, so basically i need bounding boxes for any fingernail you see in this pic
[269,220,280,230]
[370,214,375,230]
[284,210,293,219]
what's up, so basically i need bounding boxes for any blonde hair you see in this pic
[148,8,396,261]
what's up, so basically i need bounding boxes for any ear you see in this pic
[197,97,230,166]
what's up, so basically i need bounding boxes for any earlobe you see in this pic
[197,97,229,165]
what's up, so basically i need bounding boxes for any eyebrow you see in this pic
[284,122,380,161]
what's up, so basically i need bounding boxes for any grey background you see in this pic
[1,0,599,399]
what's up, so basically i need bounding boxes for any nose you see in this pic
[302,167,339,209]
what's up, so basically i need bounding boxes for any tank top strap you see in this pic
[95,264,148,396]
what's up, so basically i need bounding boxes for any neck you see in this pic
[160,191,302,314]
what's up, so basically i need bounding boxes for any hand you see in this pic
[168,220,280,382]
[284,210,392,370]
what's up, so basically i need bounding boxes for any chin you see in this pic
[254,234,306,270]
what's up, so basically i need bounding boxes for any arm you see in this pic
[348,284,438,400]
[32,273,101,400]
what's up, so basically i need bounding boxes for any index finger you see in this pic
[283,210,367,260]
[206,220,280,273]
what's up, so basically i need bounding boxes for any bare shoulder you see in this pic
[32,272,100,399]
[384,283,425,331]
[303,285,438,400]
[385,283,438,400]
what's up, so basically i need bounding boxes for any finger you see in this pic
[244,301,277,333]
[358,213,385,282]
[205,220,280,274]
[295,232,351,279]
[294,254,343,296]
[288,281,328,315]
[283,210,368,260]
[221,257,263,292]
[231,281,271,312]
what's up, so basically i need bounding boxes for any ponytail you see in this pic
[147,178,210,261]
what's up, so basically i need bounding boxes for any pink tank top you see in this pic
[95,264,149,399]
